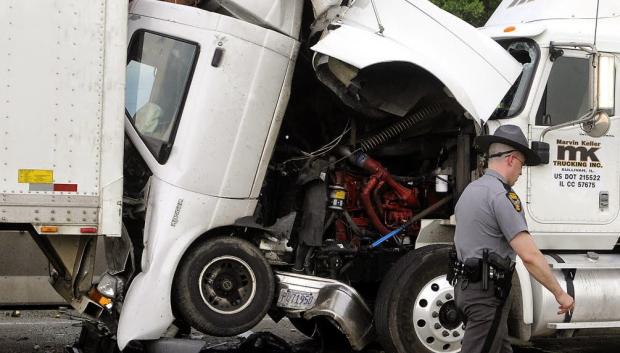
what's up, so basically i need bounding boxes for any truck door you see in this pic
[528,50,620,245]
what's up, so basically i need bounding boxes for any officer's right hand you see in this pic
[556,291,575,315]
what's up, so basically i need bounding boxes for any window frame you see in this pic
[490,38,541,120]
[125,29,201,164]
[534,51,593,127]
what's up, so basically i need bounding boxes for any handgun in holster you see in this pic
[488,252,515,300]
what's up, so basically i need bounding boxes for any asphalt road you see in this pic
[1,309,619,353]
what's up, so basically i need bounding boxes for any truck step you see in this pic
[548,321,620,329]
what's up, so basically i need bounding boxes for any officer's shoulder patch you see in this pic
[506,191,522,212]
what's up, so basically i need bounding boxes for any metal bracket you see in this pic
[369,0,385,35]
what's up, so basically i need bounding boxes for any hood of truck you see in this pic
[311,0,522,122]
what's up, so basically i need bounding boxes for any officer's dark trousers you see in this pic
[454,278,513,353]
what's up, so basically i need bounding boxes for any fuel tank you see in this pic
[531,253,620,336]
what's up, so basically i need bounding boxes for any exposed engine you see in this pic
[256,51,476,288]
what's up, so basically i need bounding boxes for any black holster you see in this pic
[489,252,515,300]
[456,250,515,299]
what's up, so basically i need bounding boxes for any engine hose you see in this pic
[370,194,453,248]
[342,210,364,236]
[303,247,315,275]
[323,212,336,234]
[359,103,444,152]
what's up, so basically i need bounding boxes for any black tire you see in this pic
[172,236,275,336]
[375,245,464,353]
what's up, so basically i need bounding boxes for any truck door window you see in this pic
[125,30,199,163]
[535,56,591,126]
[491,40,539,119]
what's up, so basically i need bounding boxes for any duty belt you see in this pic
[452,259,511,282]
[448,248,515,299]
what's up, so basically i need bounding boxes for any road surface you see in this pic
[0,309,618,353]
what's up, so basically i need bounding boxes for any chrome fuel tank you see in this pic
[531,253,620,336]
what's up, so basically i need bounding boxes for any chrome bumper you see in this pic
[274,271,374,351]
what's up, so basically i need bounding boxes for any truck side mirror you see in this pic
[597,54,616,114]
[583,54,615,138]
[583,111,611,138]
[531,141,549,164]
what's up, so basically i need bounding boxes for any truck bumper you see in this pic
[274,271,375,351]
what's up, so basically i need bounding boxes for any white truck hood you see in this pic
[311,0,522,122]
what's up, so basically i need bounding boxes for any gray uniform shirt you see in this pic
[454,169,527,261]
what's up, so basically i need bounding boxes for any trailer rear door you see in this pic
[0,0,127,237]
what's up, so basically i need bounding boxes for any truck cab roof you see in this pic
[487,0,620,26]
[482,0,620,53]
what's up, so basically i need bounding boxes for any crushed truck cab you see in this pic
[1,1,620,353]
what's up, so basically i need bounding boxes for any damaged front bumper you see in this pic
[274,271,374,351]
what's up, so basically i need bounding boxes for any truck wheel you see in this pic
[172,236,274,336]
[375,245,464,353]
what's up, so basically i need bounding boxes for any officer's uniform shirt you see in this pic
[454,169,527,262]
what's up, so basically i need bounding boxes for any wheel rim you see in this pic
[412,275,464,353]
[198,255,257,315]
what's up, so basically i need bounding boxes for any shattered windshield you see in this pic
[491,40,539,119]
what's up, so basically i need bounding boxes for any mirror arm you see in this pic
[549,41,597,55]
[539,109,597,141]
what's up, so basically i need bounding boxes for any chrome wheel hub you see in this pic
[412,275,464,353]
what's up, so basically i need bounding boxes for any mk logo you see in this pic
[508,0,536,8]
[557,146,600,162]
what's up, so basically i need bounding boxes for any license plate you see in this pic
[276,289,316,310]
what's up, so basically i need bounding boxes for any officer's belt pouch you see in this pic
[463,258,482,282]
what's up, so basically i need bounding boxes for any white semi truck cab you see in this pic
[479,0,620,340]
[1,1,619,353]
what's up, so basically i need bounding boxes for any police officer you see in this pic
[453,125,575,353]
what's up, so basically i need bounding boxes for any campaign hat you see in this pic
[476,125,541,166]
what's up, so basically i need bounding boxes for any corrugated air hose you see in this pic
[358,104,444,152]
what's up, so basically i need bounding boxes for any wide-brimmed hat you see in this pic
[475,125,541,166]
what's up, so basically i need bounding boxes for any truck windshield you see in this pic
[125,30,198,163]
[491,40,539,119]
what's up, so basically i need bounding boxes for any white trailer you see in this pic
[0,0,126,311]
[1,1,619,353]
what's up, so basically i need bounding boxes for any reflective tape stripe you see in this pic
[53,184,78,192]
[29,183,54,192]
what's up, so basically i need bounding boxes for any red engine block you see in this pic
[334,162,423,240]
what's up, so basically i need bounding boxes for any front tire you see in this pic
[172,236,275,336]
[375,245,464,353]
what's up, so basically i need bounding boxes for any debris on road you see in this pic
[237,332,292,353]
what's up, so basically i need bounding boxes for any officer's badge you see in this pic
[506,192,522,212]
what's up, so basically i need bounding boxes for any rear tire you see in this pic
[172,236,274,336]
[374,245,464,353]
